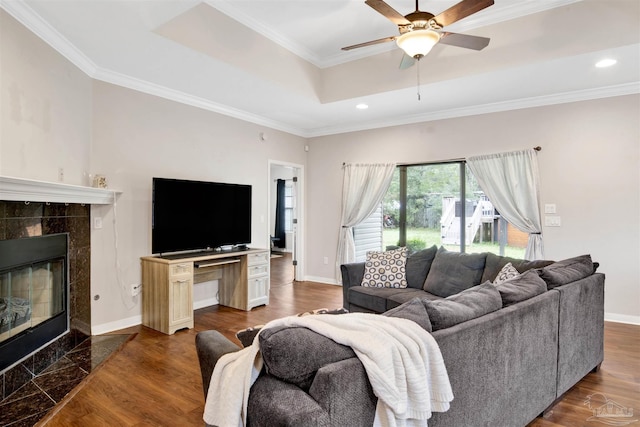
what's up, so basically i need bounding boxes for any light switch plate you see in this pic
[544,204,557,214]
[545,216,561,227]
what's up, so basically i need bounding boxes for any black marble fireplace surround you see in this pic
[0,201,91,401]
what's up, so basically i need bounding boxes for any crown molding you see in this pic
[91,68,305,136]
[306,82,640,137]
[0,1,98,75]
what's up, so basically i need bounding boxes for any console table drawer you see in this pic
[247,251,269,266]
[248,264,268,277]
[170,262,193,276]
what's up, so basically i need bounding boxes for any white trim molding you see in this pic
[605,312,640,326]
[91,315,142,335]
[0,176,121,205]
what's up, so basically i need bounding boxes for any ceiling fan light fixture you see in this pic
[396,29,440,59]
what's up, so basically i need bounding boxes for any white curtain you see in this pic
[336,163,396,283]
[467,149,544,260]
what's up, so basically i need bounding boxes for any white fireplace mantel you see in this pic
[0,176,121,205]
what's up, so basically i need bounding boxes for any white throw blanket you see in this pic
[204,313,453,427]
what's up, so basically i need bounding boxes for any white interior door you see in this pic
[270,161,303,281]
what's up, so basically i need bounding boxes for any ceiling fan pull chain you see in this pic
[417,59,421,101]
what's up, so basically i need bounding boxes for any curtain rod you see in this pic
[344,147,542,168]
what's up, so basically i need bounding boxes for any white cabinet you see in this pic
[247,250,270,309]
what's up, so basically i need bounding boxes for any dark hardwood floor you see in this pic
[37,256,639,426]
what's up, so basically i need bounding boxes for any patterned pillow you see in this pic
[494,262,520,285]
[361,247,408,288]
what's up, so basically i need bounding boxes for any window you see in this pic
[284,182,293,232]
[356,162,526,258]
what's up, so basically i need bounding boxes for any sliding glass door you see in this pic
[355,162,527,260]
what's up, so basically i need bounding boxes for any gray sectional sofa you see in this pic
[196,246,604,427]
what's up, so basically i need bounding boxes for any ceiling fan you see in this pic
[342,0,494,68]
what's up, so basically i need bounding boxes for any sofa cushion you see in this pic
[481,252,554,283]
[383,298,433,332]
[493,262,520,285]
[494,269,547,307]
[405,245,438,289]
[537,254,594,289]
[423,247,487,297]
[361,247,408,288]
[348,287,408,313]
[423,282,502,331]
[386,289,441,311]
[259,325,356,390]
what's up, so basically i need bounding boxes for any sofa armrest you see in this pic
[195,330,241,399]
[309,357,376,427]
[248,375,331,427]
[340,262,365,309]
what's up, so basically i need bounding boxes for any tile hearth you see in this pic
[0,333,132,426]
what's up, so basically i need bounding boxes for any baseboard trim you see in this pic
[92,315,142,335]
[194,298,218,310]
[604,313,640,326]
[303,275,338,285]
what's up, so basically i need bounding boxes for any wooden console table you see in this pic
[141,248,269,334]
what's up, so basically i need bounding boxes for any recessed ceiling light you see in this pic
[595,58,617,68]
[356,103,369,110]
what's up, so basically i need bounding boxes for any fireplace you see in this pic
[0,234,68,372]
[0,198,92,400]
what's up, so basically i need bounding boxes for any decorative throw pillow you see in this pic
[361,247,408,288]
[537,254,594,289]
[423,247,487,297]
[383,298,432,332]
[236,324,265,347]
[481,253,554,283]
[259,325,356,390]
[494,269,547,306]
[493,262,520,285]
[423,282,502,331]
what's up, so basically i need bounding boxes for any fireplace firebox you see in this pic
[0,234,68,372]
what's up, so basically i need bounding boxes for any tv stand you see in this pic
[141,248,269,335]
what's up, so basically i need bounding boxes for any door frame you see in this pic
[268,160,304,281]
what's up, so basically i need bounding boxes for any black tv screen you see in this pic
[152,178,252,254]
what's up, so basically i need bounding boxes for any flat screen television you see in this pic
[152,177,252,255]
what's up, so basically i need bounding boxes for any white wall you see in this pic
[0,10,92,183]
[306,95,640,323]
[89,82,308,332]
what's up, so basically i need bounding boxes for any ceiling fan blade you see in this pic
[399,53,416,69]
[433,0,494,27]
[439,32,490,50]
[342,35,397,51]
[365,0,411,26]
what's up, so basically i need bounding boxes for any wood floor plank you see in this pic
[39,257,639,426]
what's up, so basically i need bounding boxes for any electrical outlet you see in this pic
[323,256,329,265]
[131,283,141,296]
[94,217,103,229]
